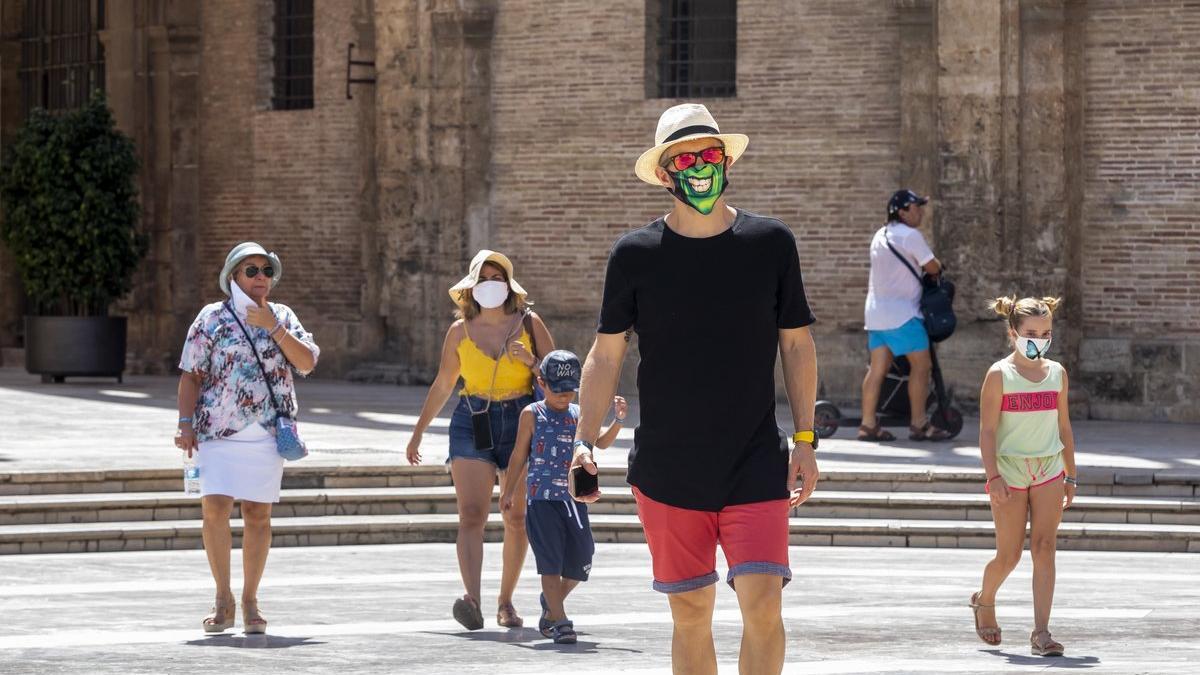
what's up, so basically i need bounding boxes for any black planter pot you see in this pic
[24,316,127,383]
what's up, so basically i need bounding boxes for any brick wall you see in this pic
[1078,0,1200,421]
[197,0,378,373]
[490,0,903,395]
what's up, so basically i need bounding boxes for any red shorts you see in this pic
[633,487,791,594]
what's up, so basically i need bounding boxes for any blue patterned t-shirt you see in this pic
[525,401,578,501]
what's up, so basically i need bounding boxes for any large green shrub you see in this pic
[0,92,146,316]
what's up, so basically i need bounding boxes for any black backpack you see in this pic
[885,231,957,342]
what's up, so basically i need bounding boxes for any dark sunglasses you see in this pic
[241,265,275,279]
[664,146,725,172]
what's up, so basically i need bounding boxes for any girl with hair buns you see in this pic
[970,295,1076,657]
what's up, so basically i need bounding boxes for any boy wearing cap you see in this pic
[500,350,626,644]
[860,189,951,442]
[571,103,819,674]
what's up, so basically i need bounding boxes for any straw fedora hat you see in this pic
[448,249,528,308]
[634,103,749,186]
[219,242,282,296]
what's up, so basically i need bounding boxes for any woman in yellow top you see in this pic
[971,296,1077,657]
[406,250,554,631]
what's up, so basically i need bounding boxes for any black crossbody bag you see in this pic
[884,231,957,343]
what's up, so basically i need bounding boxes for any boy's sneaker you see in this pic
[538,593,553,637]
[549,619,577,645]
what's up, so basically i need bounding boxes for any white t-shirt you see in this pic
[863,222,935,331]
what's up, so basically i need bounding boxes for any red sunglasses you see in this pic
[664,146,726,172]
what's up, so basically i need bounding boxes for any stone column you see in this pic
[896,0,937,196]
[373,0,495,382]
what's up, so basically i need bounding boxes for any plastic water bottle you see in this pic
[183,452,201,496]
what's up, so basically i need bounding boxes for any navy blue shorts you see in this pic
[447,395,532,471]
[526,500,594,582]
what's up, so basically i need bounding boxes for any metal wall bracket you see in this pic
[346,42,376,99]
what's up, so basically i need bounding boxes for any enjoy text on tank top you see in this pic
[995,358,1065,458]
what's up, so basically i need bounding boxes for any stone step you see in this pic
[2,466,1197,497]
[1,512,1196,555]
[2,487,1197,527]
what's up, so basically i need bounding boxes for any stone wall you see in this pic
[195,0,382,375]
[1077,0,1200,421]
[0,0,1195,422]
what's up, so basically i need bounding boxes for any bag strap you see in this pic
[224,302,285,417]
[884,227,923,282]
[523,310,543,360]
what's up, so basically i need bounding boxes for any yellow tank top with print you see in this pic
[457,329,534,399]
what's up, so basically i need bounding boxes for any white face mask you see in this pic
[229,277,257,317]
[472,280,510,309]
[1015,336,1051,360]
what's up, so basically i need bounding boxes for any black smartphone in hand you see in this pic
[570,466,599,499]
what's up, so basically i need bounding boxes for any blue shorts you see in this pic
[447,395,533,471]
[867,317,930,357]
[526,500,594,582]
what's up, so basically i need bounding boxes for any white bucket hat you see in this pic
[219,242,283,296]
[634,103,749,186]
[448,249,528,309]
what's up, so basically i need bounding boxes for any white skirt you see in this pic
[196,424,285,503]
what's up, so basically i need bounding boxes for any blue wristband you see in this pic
[178,417,193,424]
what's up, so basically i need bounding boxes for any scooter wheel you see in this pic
[939,406,964,439]
[814,401,841,439]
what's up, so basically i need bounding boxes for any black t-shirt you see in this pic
[598,209,816,511]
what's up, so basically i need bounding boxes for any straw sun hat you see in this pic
[633,103,749,185]
[448,249,528,308]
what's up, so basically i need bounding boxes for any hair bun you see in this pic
[1042,296,1063,313]
[989,295,1017,318]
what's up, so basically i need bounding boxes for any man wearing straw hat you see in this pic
[570,103,820,673]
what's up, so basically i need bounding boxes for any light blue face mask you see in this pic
[1016,336,1051,360]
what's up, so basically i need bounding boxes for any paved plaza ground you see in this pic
[1,369,1198,476]
[0,369,1198,673]
[0,543,1197,674]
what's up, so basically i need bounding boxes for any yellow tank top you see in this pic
[457,328,534,400]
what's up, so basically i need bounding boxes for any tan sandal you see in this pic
[243,600,267,635]
[969,592,1001,646]
[203,598,236,634]
[1031,629,1064,656]
[496,601,524,628]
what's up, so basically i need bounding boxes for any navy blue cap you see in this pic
[887,189,929,218]
[539,350,582,393]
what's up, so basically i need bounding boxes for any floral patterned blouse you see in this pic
[178,301,319,442]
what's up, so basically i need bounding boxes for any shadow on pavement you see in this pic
[184,633,325,649]
[983,648,1100,668]
[434,629,643,655]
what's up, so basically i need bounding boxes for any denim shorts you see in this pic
[447,394,534,471]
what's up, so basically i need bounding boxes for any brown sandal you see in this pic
[1030,629,1064,656]
[496,601,523,628]
[856,424,896,442]
[969,592,1001,646]
[910,422,953,441]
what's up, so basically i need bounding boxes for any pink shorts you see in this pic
[633,487,791,593]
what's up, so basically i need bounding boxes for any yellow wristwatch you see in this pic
[792,430,818,450]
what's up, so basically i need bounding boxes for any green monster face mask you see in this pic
[668,160,727,215]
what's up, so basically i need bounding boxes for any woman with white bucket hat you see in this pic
[175,241,320,635]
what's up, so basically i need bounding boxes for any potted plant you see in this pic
[0,92,146,383]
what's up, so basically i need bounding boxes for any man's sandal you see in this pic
[969,592,1001,646]
[857,424,896,442]
[202,598,236,634]
[1030,629,1064,657]
[910,422,953,441]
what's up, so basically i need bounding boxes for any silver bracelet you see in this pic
[1064,475,1077,485]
